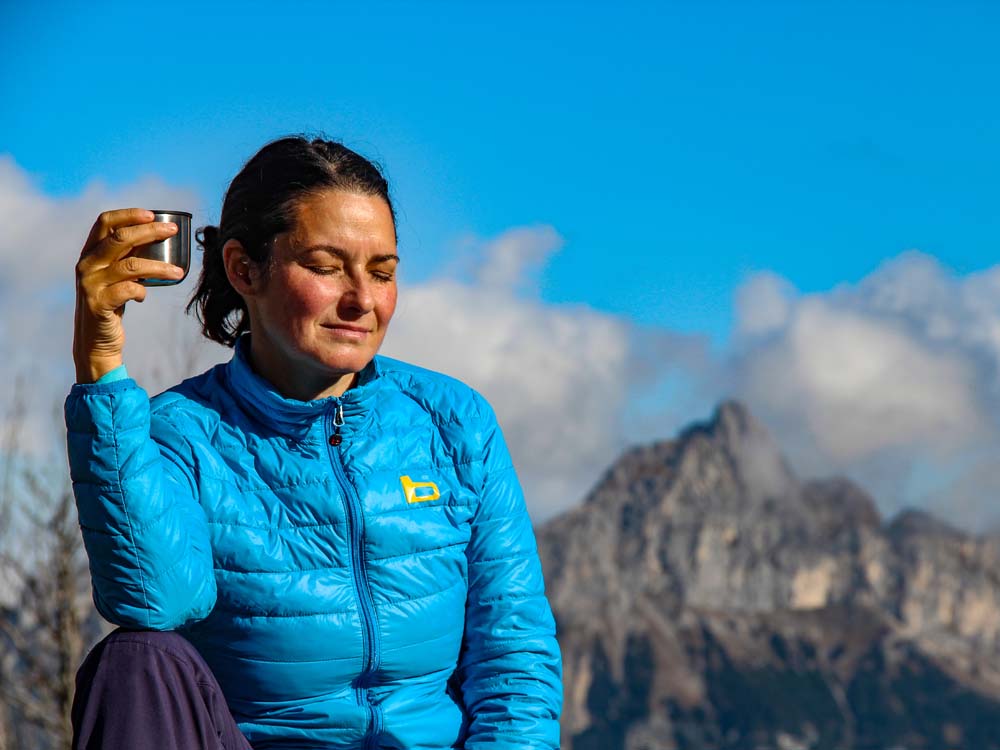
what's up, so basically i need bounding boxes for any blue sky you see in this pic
[5,0,997,339]
[3,1,1000,525]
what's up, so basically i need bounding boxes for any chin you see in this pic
[313,346,377,376]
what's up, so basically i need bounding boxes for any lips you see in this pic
[321,323,371,339]
[322,324,369,332]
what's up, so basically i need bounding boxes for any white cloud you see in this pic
[383,227,638,521]
[0,156,228,456]
[8,156,998,532]
[1,160,706,523]
[736,271,795,336]
[732,252,1000,529]
[0,158,230,605]
[472,225,561,293]
[383,227,715,521]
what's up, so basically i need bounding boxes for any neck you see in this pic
[246,337,357,401]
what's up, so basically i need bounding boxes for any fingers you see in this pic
[82,256,185,292]
[77,274,150,329]
[81,218,178,266]
[77,255,183,320]
[107,255,186,284]
[100,279,148,311]
[83,208,155,250]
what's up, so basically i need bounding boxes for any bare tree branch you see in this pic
[0,388,100,749]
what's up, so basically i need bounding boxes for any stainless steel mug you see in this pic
[131,210,192,286]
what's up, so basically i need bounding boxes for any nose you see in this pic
[339,272,375,317]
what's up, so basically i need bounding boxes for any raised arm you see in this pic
[66,209,215,630]
[456,399,562,750]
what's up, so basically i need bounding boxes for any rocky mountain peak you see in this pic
[663,398,798,511]
[584,399,796,515]
[698,399,767,445]
[888,507,966,541]
[537,400,1000,750]
[669,399,776,462]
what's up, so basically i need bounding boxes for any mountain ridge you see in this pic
[538,399,1000,750]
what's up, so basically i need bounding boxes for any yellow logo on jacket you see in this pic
[400,475,440,504]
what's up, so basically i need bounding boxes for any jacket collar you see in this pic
[224,335,383,440]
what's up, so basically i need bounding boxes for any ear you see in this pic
[222,239,259,296]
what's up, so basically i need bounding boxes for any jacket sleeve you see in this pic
[64,378,216,630]
[456,398,563,750]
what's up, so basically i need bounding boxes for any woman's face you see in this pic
[244,189,398,400]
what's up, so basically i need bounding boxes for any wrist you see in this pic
[75,355,125,384]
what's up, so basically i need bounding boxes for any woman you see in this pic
[66,136,562,749]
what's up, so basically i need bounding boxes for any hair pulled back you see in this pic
[188,136,395,347]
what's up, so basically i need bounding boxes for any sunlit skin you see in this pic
[222,189,399,401]
[74,209,184,383]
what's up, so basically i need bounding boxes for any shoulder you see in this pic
[148,361,229,435]
[374,355,497,427]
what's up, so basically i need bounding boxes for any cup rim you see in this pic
[150,210,193,218]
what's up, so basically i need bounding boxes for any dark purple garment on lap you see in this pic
[72,628,252,750]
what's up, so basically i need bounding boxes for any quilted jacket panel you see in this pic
[66,339,562,749]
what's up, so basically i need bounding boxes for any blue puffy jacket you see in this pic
[65,338,562,749]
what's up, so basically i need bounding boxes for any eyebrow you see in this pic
[295,244,400,264]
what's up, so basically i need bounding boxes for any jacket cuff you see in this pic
[68,376,138,398]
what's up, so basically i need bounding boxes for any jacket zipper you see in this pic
[326,402,382,746]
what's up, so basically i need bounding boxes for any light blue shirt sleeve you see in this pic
[95,365,129,384]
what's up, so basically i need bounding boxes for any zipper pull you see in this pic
[329,402,345,446]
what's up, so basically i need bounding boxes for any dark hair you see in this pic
[188,136,395,347]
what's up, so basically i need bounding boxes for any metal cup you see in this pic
[131,210,192,286]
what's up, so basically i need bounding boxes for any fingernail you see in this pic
[141,210,155,220]
[164,222,178,231]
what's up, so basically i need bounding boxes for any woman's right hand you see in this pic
[73,209,185,383]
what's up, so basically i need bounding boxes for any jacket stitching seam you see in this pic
[238,719,359,730]
[474,591,541,605]
[468,550,532,565]
[82,453,165,489]
[213,564,348,574]
[143,547,197,583]
[198,476,338,494]
[78,512,178,538]
[486,464,517,479]
[467,634,545,645]
[87,550,196,586]
[395,374,485,427]
[207,519,349,530]
[379,628,456,654]
[152,414,200,497]
[220,653,360,664]
[129,501,175,535]
[78,521,115,537]
[368,540,467,562]
[109,392,152,626]
[71,465,487,494]
[211,606,355,618]
[367,502,476,518]
[374,578,465,608]
[202,503,476,531]
[453,456,486,468]
[469,677,529,688]
[66,422,148,438]
[192,461,486,490]
[208,538,467,572]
